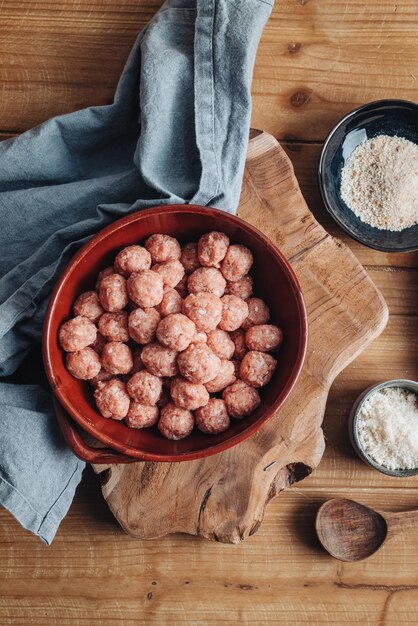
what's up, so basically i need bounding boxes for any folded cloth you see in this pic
[0,0,273,543]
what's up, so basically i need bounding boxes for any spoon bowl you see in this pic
[316,498,418,561]
[316,498,387,561]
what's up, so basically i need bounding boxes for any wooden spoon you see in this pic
[315,498,418,561]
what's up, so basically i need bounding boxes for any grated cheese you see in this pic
[340,135,418,231]
[357,387,418,470]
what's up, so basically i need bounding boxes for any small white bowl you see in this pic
[348,379,418,477]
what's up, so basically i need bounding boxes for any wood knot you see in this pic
[287,42,301,54]
[290,89,312,108]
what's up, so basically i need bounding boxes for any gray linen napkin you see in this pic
[0,0,273,543]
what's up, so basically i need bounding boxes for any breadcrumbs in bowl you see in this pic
[319,99,418,253]
[43,205,307,462]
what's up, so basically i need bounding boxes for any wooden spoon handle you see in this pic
[383,509,418,537]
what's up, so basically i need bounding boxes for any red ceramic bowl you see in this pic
[43,205,307,462]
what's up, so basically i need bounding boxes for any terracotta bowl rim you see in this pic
[43,204,308,462]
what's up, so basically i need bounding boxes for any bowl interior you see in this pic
[44,205,307,461]
[319,100,418,252]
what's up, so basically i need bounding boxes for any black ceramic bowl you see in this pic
[318,99,418,253]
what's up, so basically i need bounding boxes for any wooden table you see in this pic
[1,1,417,624]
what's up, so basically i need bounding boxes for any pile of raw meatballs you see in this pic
[58,232,283,440]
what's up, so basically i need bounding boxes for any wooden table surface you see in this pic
[1,1,417,624]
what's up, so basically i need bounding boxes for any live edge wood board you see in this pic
[91,130,388,543]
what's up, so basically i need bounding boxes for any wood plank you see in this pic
[367,272,418,315]
[0,1,162,132]
[0,592,402,626]
[1,1,417,139]
[252,0,418,141]
[1,475,418,625]
[2,472,418,578]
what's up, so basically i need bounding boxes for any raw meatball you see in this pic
[152,260,185,288]
[145,234,181,263]
[126,403,159,429]
[158,403,194,440]
[91,331,107,355]
[170,377,209,410]
[99,311,129,342]
[221,244,253,282]
[95,266,115,290]
[141,342,178,377]
[230,329,248,360]
[156,287,183,317]
[127,270,164,308]
[192,329,208,344]
[239,351,277,388]
[222,380,261,419]
[241,297,270,330]
[219,295,249,332]
[73,291,104,323]
[225,276,253,300]
[131,349,144,373]
[182,293,222,332]
[187,267,226,297]
[89,368,114,388]
[175,275,189,298]
[99,274,129,312]
[198,231,229,268]
[101,342,133,375]
[128,307,160,344]
[206,329,234,360]
[127,370,162,405]
[195,399,230,434]
[66,347,101,380]
[156,313,196,352]
[94,378,130,419]
[177,343,221,384]
[58,316,97,353]
[245,324,283,352]
[180,242,200,274]
[205,359,236,393]
[114,245,151,277]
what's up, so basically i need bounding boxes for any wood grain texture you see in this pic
[1,1,418,624]
[315,498,390,561]
[253,0,418,141]
[89,131,387,543]
[1,1,417,137]
[0,0,162,132]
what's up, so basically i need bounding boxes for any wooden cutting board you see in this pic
[91,130,388,543]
